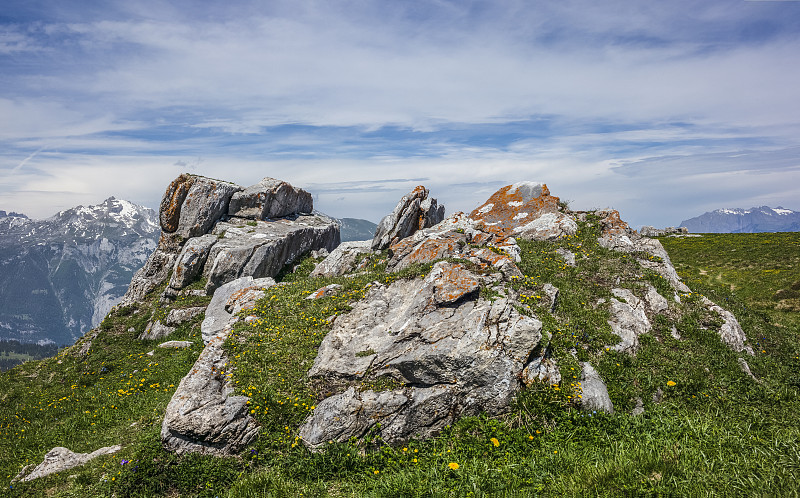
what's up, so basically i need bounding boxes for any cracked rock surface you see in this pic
[299,261,542,447]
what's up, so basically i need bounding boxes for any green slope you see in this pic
[1,230,798,497]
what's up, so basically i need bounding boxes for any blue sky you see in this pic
[1,0,799,227]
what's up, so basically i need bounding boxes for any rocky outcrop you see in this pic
[14,445,121,482]
[310,240,373,277]
[371,186,445,250]
[607,288,652,353]
[161,328,259,456]
[299,261,542,447]
[469,182,576,241]
[639,226,688,237]
[124,174,339,305]
[202,214,338,293]
[227,177,313,220]
[201,277,275,344]
[161,276,270,455]
[702,297,755,355]
[595,209,690,293]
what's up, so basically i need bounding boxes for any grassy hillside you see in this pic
[1,229,798,497]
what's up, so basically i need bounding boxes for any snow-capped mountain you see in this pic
[680,206,800,233]
[0,198,159,345]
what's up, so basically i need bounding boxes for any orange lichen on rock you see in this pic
[597,209,630,235]
[159,174,195,233]
[429,262,480,304]
[388,232,466,269]
[469,182,561,239]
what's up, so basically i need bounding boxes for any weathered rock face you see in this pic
[161,175,242,240]
[161,330,260,456]
[203,214,339,293]
[702,297,755,355]
[167,234,218,290]
[299,261,542,447]
[595,209,690,293]
[228,177,313,220]
[14,445,121,482]
[161,276,272,455]
[310,240,373,277]
[124,174,339,305]
[201,277,275,344]
[469,182,576,241]
[371,186,445,250]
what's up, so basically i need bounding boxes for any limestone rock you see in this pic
[228,177,313,220]
[595,209,690,293]
[167,234,218,291]
[608,288,651,353]
[139,320,176,341]
[556,248,576,267]
[469,182,575,241]
[306,284,342,300]
[161,329,259,456]
[702,297,754,355]
[159,340,192,349]
[225,287,266,315]
[372,186,445,250]
[522,357,561,386]
[16,445,121,482]
[300,262,542,447]
[122,237,180,304]
[580,362,613,413]
[203,213,340,293]
[639,226,688,237]
[542,283,559,313]
[167,175,241,240]
[201,276,275,344]
[644,284,669,314]
[165,306,206,326]
[310,240,372,277]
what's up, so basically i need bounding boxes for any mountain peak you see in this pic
[682,205,800,233]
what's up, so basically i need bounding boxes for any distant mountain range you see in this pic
[680,206,800,233]
[338,217,378,242]
[0,198,159,345]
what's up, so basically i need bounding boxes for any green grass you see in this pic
[1,229,798,497]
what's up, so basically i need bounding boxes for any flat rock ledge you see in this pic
[14,445,121,482]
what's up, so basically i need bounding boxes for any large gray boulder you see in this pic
[15,445,121,482]
[160,174,241,240]
[201,276,275,344]
[607,288,652,353]
[299,261,542,447]
[228,177,313,220]
[161,327,260,456]
[310,240,373,277]
[203,214,340,293]
[167,234,218,291]
[371,186,445,250]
